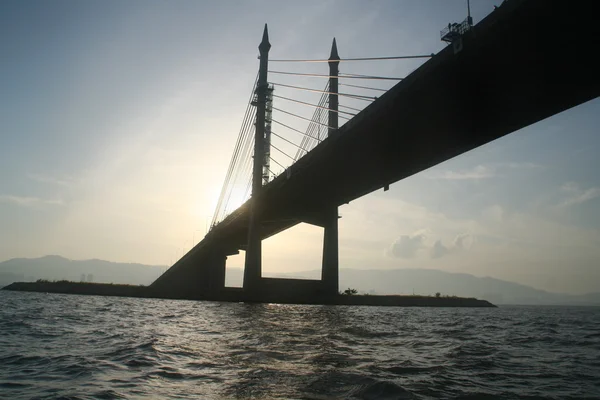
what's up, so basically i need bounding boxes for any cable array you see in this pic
[211,75,258,227]
[210,49,433,227]
[268,82,376,101]
[293,83,330,160]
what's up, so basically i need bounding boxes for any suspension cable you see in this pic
[301,108,325,152]
[340,72,405,81]
[273,106,337,130]
[269,156,286,170]
[270,142,295,161]
[268,70,404,80]
[272,131,307,151]
[220,108,256,221]
[243,178,252,200]
[268,54,434,62]
[222,113,255,221]
[269,82,375,101]
[339,83,387,92]
[272,94,356,116]
[214,103,252,218]
[212,74,258,226]
[272,119,323,141]
[295,83,329,159]
[339,103,363,113]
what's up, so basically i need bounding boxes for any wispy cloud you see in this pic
[427,165,496,180]
[427,162,542,181]
[27,173,73,187]
[0,195,64,207]
[503,162,542,169]
[560,182,600,207]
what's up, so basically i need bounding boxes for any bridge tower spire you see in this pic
[244,24,271,293]
[328,38,339,135]
[322,38,340,295]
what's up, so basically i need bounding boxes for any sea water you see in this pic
[1,291,599,399]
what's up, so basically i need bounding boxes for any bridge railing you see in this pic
[441,17,472,43]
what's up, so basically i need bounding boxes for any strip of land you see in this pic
[2,281,495,307]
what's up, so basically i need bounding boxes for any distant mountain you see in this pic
[332,268,600,306]
[1,256,598,305]
[0,255,164,287]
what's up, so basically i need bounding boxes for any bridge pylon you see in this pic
[243,24,271,293]
[322,38,340,295]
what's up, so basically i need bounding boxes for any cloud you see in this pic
[453,233,473,250]
[427,165,495,180]
[388,232,426,258]
[426,162,541,181]
[430,233,472,259]
[559,182,600,207]
[431,240,451,258]
[0,195,64,207]
[388,230,472,260]
[504,162,542,169]
[27,173,73,187]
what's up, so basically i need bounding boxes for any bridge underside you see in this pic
[150,0,600,301]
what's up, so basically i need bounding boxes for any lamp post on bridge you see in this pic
[244,24,271,293]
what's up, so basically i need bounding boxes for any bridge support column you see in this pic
[321,206,339,295]
[244,206,262,292]
[319,39,340,296]
[207,253,227,293]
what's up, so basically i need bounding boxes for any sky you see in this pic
[1,0,599,294]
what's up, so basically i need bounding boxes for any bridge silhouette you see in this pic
[151,0,599,303]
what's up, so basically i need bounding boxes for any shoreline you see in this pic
[2,281,496,307]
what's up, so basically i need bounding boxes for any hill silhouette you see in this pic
[1,256,598,305]
[0,255,164,287]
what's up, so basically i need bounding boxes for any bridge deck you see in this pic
[153,0,600,291]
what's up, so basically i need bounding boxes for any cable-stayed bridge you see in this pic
[151,0,599,302]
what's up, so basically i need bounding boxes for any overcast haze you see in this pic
[1,1,599,295]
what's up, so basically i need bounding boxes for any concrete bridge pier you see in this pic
[148,245,233,299]
[321,38,340,296]
[321,206,339,295]
[205,251,227,295]
[243,203,262,294]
